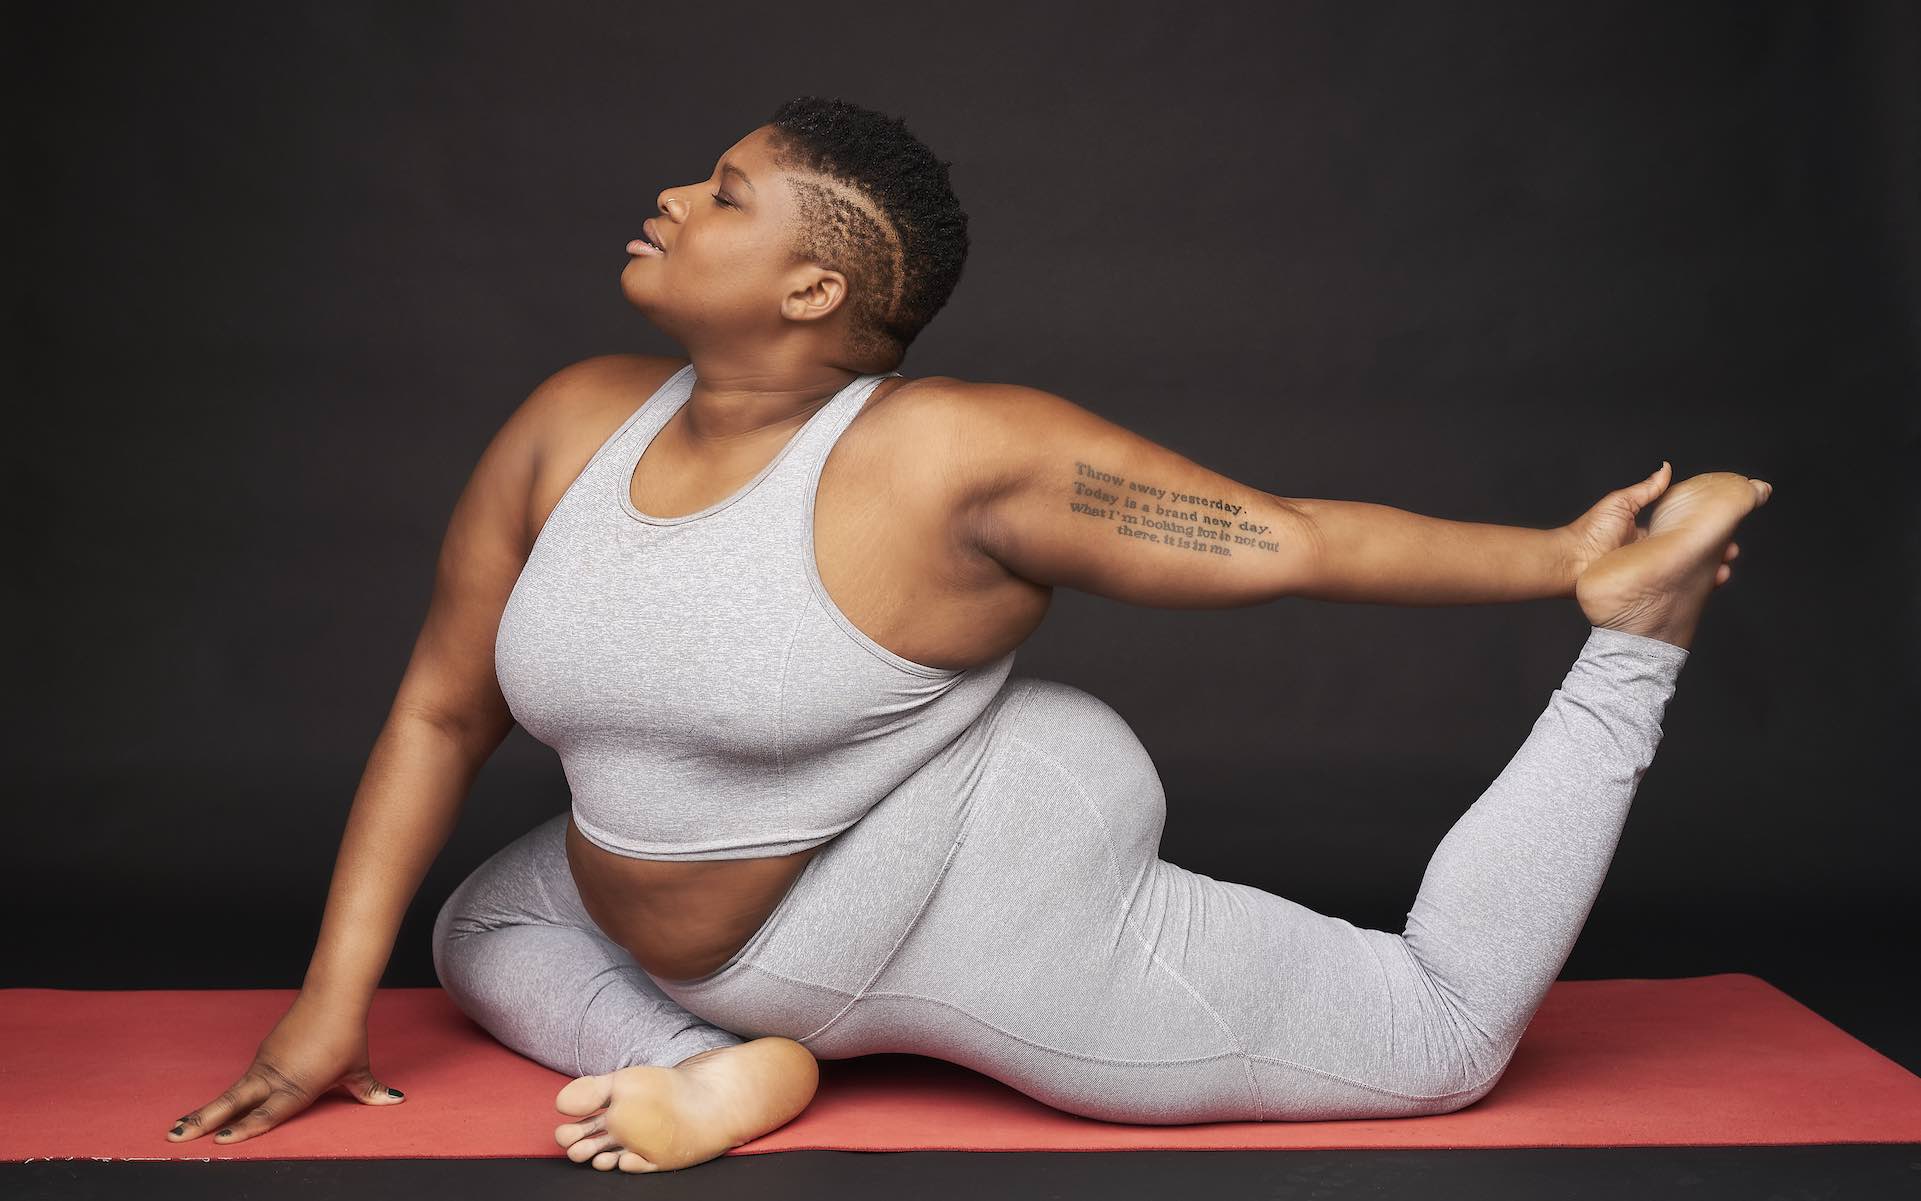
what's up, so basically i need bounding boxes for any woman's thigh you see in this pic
[659,677,1474,1124]
[859,679,1481,1122]
[434,812,746,1074]
[818,678,1271,1123]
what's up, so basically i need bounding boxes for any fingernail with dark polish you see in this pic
[217,1128,233,1138]
[169,1125,184,1136]
[387,1087,403,1098]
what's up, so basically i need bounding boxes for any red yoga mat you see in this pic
[4,973,1917,1161]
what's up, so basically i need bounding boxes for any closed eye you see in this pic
[710,192,734,208]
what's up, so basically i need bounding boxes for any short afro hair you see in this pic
[762,96,969,372]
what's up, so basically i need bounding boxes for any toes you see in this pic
[592,1148,623,1171]
[617,1149,659,1173]
[566,1131,620,1163]
[1725,542,1739,561]
[554,1112,607,1147]
[1715,563,1732,585]
[556,1073,613,1118]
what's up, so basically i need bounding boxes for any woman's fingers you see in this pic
[170,1065,317,1144]
[1628,461,1671,508]
[169,1074,268,1142]
[344,1067,404,1106]
[203,1073,314,1144]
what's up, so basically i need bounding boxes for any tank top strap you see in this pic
[771,367,898,556]
[791,370,903,467]
[714,369,902,524]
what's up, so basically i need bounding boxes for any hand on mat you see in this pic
[165,991,404,1145]
[1560,463,1741,590]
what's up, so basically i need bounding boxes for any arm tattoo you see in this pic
[1072,461,1282,557]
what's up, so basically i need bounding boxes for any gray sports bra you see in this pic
[494,362,1018,860]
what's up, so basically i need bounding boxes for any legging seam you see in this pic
[788,684,1044,1043]
[574,973,626,1078]
[1242,1050,1504,1103]
[1003,728,1266,1118]
[856,990,1255,1068]
[709,961,862,1044]
[773,606,804,813]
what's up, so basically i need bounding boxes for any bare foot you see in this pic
[551,1037,819,1173]
[1575,470,1773,651]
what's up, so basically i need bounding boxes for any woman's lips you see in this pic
[626,238,663,257]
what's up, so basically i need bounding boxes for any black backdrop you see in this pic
[12,1,1916,1074]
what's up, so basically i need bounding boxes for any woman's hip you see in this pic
[650,677,1169,1038]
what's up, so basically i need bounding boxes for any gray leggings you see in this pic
[433,625,1688,1123]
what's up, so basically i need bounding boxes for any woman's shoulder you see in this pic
[513,354,688,520]
[523,353,688,439]
[871,373,1060,421]
[860,373,1076,467]
[565,353,690,405]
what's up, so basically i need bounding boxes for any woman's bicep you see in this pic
[387,361,608,740]
[950,381,1319,609]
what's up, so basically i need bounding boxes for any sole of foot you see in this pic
[1575,470,1772,652]
[551,1036,819,1173]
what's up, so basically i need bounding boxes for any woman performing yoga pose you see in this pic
[166,97,1773,1173]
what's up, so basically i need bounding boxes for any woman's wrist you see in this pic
[296,975,375,1021]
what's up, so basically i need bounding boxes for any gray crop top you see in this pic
[494,363,1019,860]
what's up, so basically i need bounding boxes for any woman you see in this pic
[165,96,1772,1173]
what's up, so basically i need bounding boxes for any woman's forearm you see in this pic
[1285,497,1576,606]
[300,713,495,1020]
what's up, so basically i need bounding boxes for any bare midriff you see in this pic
[564,814,826,983]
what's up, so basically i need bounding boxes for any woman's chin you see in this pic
[618,276,659,312]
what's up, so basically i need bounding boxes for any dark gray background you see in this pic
[12,0,1916,1083]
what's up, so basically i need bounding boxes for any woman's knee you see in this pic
[431,887,455,950]
[1423,1068,1505,1115]
[430,877,484,994]
[429,812,573,987]
[1391,1035,1511,1115]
